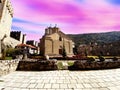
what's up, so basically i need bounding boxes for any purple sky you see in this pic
[11,0,120,41]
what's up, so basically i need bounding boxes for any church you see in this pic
[40,26,74,57]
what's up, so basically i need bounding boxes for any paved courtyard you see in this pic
[1,69,120,90]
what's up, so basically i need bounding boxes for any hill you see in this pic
[68,31,120,46]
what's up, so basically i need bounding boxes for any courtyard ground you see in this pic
[0,69,120,90]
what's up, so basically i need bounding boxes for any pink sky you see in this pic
[11,0,120,41]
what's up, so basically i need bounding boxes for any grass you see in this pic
[67,61,74,66]
[57,61,74,70]
[0,80,4,82]
[5,57,12,60]
[57,62,63,70]
[88,56,120,59]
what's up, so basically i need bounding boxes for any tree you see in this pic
[84,48,88,57]
[62,42,67,59]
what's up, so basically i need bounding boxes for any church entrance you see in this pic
[59,49,62,54]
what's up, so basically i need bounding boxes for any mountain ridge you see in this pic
[67,31,120,45]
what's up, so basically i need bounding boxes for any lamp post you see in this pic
[23,46,27,60]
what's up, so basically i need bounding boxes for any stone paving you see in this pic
[1,69,120,90]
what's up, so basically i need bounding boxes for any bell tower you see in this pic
[45,24,59,35]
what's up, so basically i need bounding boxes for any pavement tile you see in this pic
[0,69,120,90]
[20,89,29,90]
[44,84,51,89]
[52,84,59,89]
[108,87,119,90]
[50,80,56,83]
[60,83,68,89]
[70,79,77,84]
[67,84,76,89]
[91,83,101,88]
[27,83,37,88]
[83,83,92,88]
[56,89,64,90]
[99,88,110,90]
[20,83,30,88]
[63,80,70,84]
[76,84,84,88]
[47,89,55,90]
[35,84,44,88]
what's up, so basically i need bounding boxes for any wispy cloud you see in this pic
[106,0,120,5]
[13,18,47,26]
[11,0,120,40]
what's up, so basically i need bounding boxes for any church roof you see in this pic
[58,31,72,40]
[16,44,36,49]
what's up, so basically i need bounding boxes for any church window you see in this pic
[59,37,62,41]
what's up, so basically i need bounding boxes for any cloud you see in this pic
[11,0,120,41]
[106,0,120,5]
[12,18,46,26]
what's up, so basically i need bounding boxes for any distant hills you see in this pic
[68,31,120,46]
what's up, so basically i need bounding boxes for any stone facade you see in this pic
[0,0,13,40]
[0,0,26,57]
[40,26,74,57]
[0,59,20,76]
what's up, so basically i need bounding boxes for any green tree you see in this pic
[62,42,67,59]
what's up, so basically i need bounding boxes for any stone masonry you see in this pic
[1,69,120,90]
[0,59,20,76]
[40,26,74,57]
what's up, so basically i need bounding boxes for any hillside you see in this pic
[68,31,120,46]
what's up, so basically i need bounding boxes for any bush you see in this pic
[6,48,23,59]
[87,57,95,63]
[98,56,105,62]
[6,48,15,57]
[112,57,118,61]
[57,62,63,70]
[67,62,74,66]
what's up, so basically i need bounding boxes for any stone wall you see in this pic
[69,60,120,70]
[17,60,58,71]
[0,59,20,76]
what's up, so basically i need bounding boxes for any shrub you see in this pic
[57,62,63,69]
[112,57,118,61]
[67,62,74,66]
[6,48,15,57]
[98,56,105,62]
[87,57,95,63]
[6,48,23,59]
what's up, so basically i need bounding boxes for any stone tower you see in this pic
[0,0,13,39]
[0,0,13,56]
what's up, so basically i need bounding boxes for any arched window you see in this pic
[59,37,62,41]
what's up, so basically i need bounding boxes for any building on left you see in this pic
[0,0,26,57]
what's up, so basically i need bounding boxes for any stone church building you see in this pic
[40,26,74,57]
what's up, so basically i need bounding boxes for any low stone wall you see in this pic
[0,59,20,76]
[69,60,120,70]
[17,60,58,71]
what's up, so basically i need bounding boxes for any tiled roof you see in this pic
[58,31,72,40]
[16,44,36,49]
